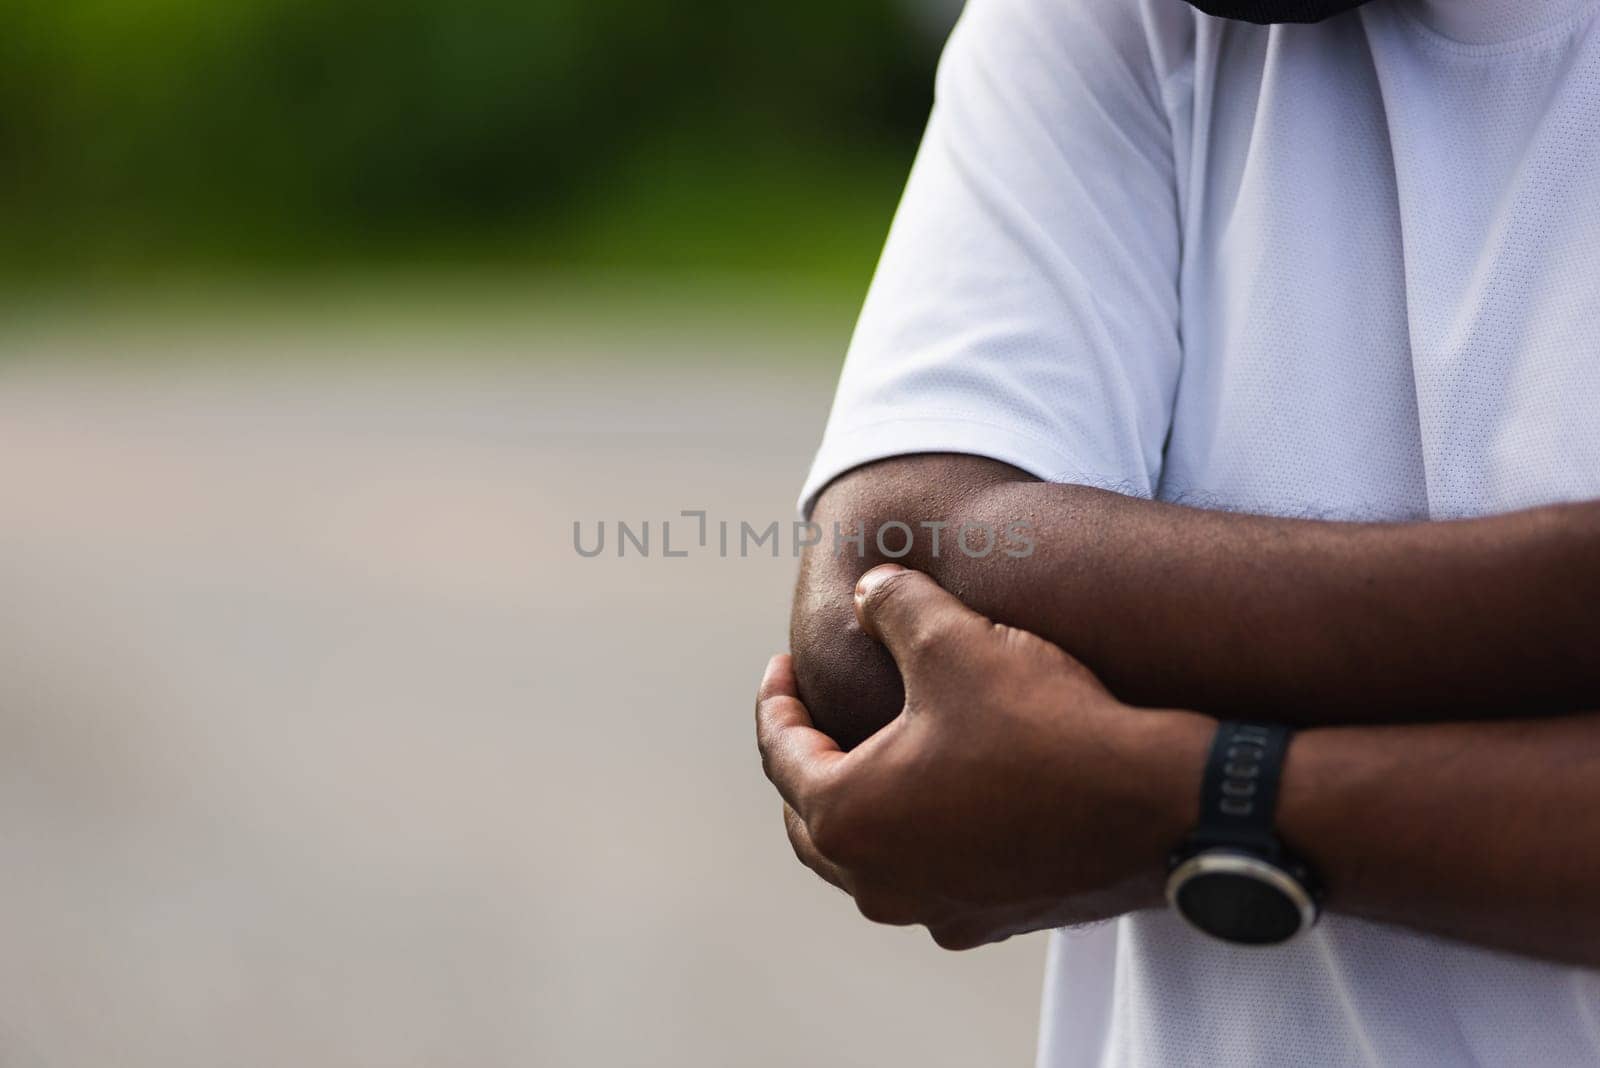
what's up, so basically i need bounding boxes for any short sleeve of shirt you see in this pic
[799,0,1193,515]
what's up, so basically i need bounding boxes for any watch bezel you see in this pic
[1165,849,1318,945]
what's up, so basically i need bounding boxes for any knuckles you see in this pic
[899,618,951,664]
[806,798,865,868]
[989,621,1069,670]
[985,621,1105,699]
[928,923,989,952]
[853,888,922,927]
[807,791,888,872]
[782,806,812,863]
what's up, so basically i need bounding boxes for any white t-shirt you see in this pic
[799,0,1600,1063]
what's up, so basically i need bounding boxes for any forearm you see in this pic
[1272,714,1600,965]
[794,454,1600,745]
[953,474,1599,721]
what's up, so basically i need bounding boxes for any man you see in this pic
[755,0,1600,1064]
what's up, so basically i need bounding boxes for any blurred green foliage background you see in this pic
[2,0,954,303]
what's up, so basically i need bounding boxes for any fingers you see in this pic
[787,804,935,928]
[783,803,850,892]
[755,654,846,813]
[852,564,989,671]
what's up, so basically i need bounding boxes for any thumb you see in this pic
[853,564,989,671]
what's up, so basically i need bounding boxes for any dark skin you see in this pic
[793,454,1600,748]
[759,564,1600,965]
[764,453,1600,960]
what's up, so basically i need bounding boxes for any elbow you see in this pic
[787,453,1032,748]
[789,545,905,750]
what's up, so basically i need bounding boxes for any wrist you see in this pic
[1274,725,1353,912]
[1165,721,1327,943]
[1106,706,1216,907]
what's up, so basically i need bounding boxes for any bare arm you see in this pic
[1276,713,1600,964]
[794,453,1600,747]
[766,566,1600,966]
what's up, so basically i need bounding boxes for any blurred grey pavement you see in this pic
[0,319,1043,1067]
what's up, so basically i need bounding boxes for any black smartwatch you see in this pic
[1165,721,1322,945]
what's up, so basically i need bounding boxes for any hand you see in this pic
[757,564,1213,949]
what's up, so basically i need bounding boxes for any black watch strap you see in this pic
[1167,721,1321,945]
[1189,721,1294,857]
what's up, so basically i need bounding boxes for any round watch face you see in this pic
[1166,851,1316,945]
